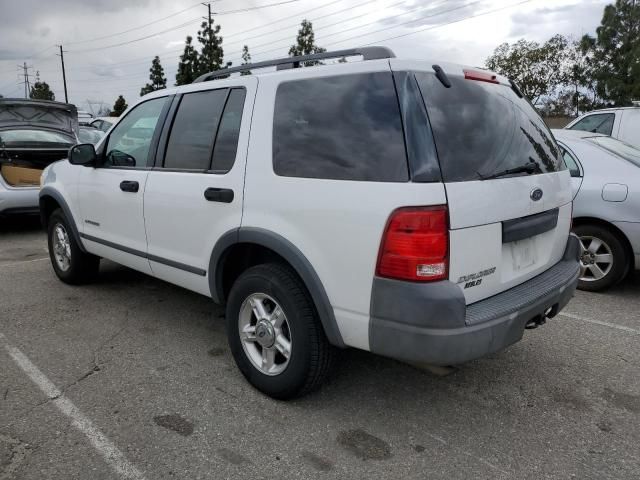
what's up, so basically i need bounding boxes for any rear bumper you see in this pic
[369,234,581,366]
[0,176,40,215]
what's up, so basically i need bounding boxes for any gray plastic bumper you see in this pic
[369,234,581,366]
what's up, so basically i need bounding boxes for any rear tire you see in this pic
[47,209,100,284]
[573,224,628,292]
[225,263,334,399]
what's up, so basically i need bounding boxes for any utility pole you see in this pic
[19,62,33,99]
[56,45,68,103]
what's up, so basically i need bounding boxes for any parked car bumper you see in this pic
[0,176,40,215]
[369,234,581,366]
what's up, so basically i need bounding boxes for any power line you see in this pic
[67,0,302,53]
[63,0,347,69]
[357,0,534,47]
[226,0,437,57]
[242,0,480,59]
[65,2,204,45]
[224,0,377,48]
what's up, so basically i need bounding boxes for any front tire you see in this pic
[573,224,628,292]
[226,263,334,399]
[47,209,100,284]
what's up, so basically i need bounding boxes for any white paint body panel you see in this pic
[143,77,258,296]
[77,167,153,275]
[243,60,447,350]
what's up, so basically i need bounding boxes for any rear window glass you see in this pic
[211,89,246,173]
[416,73,563,182]
[273,72,408,182]
[164,89,226,170]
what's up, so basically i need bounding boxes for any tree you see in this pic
[176,36,200,85]
[111,95,128,116]
[196,14,224,77]
[581,0,640,106]
[289,19,326,66]
[486,35,572,105]
[240,45,251,75]
[30,81,55,101]
[140,56,167,96]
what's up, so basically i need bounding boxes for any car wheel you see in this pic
[573,224,628,292]
[226,263,334,399]
[47,209,100,284]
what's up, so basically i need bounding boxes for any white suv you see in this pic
[40,47,580,399]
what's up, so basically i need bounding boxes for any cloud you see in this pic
[509,0,606,39]
[379,0,485,29]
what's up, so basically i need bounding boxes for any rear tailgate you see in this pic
[414,67,572,304]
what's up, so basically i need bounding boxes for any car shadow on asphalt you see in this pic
[0,215,43,233]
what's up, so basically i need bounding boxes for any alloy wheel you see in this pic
[52,223,72,272]
[578,235,613,282]
[238,293,292,376]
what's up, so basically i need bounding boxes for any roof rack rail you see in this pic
[193,46,395,83]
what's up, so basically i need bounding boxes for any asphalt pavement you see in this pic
[1,216,638,479]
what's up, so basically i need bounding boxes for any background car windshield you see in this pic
[568,113,615,135]
[0,129,74,146]
[416,73,564,182]
[588,136,640,167]
[78,127,105,145]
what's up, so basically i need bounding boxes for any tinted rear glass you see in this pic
[164,89,226,170]
[416,73,563,182]
[273,72,408,182]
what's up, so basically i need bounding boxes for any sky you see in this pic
[0,0,610,114]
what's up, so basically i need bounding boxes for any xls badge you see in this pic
[457,267,496,289]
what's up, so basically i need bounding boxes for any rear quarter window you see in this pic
[272,72,408,182]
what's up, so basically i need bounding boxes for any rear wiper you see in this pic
[478,160,541,180]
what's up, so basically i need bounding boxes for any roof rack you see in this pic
[193,46,395,83]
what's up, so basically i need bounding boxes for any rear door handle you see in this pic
[204,188,234,203]
[120,180,139,193]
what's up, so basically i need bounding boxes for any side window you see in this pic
[211,89,246,173]
[273,72,408,182]
[560,146,581,177]
[164,89,227,170]
[104,98,166,168]
[569,113,614,135]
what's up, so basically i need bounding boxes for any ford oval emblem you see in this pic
[530,188,543,201]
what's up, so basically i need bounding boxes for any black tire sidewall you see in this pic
[226,265,318,399]
[47,209,97,284]
[573,224,628,291]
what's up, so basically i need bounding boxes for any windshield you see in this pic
[416,72,564,182]
[78,127,105,145]
[587,136,640,167]
[0,129,75,147]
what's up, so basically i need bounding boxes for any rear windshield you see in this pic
[416,72,564,182]
[0,129,74,147]
[588,136,640,167]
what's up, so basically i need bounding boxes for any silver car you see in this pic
[553,129,640,291]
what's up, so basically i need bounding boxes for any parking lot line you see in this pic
[1,257,49,268]
[559,312,640,335]
[0,332,146,480]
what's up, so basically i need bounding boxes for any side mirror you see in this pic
[69,143,97,166]
[569,168,581,178]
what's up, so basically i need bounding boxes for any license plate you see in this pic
[511,238,537,270]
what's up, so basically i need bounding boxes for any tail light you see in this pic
[376,206,449,282]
